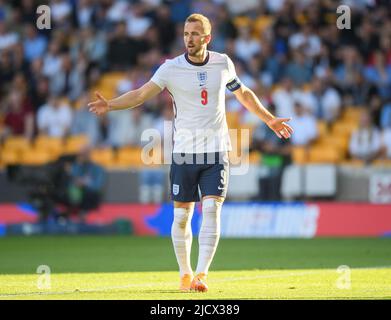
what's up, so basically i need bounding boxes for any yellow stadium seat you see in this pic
[253,15,274,37]
[292,146,308,164]
[3,136,31,152]
[249,151,262,164]
[317,120,329,138]
[0,149,19,165]
[332,121,358,137]
[116,147,144,167]
[34,136,64,158]
[20,149,53,165]
[100,72,126,85]
[90,148,115,167]
[233,16,252,28]
[314,135,349,155]
[342,106,364,122]
[95,72,126,98]
[64,135,90,154]
[372,159,391,168]
[308,146,341,163]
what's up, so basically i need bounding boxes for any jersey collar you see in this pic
[184,51,210,66]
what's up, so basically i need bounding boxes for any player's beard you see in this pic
[187,45,203,57]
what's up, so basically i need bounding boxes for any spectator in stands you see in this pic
[1,90,34,142]
[139,105,173,204]
[208,4,237,52]
[298,77,341,124]
[271,77,299,118]
[356,17,380,63]
[380,99,391,129]
[258,41,284,87]
[50,0,72,29]
[75,27,107,69]
[0,20,18,52]
[288,102,318,146]
[107,21,144,70]
[62,145,106,221]
[349,70,377,106]
[125,2,152,39]
[106,105,153,148]
[369,93,383,128]
[0,51,14,87]
[380,127,391,159]
[349,110,382,164]
[234,24,262,63]
[251,103,291,200]
[19,0,38,24]
[42,40,63,78]
[12,42,30,76]
[22,23,48,63]
[30,76,50,112]
[364,50,391,100]
[74,0,97,29]
[37,94,73,138]
[284,49,313,87]
[226,60,258,113]
[116,68,137,95]
[333,46,363,104]
[49,52,87,102]
[288,23,321,58]
[154,5,177,54]
[71,93,103,147]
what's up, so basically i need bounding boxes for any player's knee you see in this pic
[202,198,223,217]
[173,206,193,229]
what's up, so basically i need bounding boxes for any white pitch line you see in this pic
[1,266,390,298]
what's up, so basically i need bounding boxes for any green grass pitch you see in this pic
[0,236,390,299]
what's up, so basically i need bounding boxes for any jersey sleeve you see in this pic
[150,61,170,90]
[225,55,242,92]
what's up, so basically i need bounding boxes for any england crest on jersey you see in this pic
[197,71,207,86]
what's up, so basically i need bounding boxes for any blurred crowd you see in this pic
[1,0,391,166]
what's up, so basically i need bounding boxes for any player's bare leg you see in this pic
[191,195,224,292]
[172,201,195,291]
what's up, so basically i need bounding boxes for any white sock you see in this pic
[171,205,194,276]
[195,198,223,275]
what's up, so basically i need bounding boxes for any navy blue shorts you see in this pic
[169,152,229,202]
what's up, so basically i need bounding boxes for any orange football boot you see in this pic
[190,273,208,292]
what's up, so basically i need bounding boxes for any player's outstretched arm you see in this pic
[88,81,162,115]
[233,85,293,139]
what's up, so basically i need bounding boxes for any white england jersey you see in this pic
[151,50,241,154]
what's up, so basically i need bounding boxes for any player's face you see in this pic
[184,21,210,56]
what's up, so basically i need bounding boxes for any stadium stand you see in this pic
[0,0,391,202]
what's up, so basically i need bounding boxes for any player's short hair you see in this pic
[185,13,212,36]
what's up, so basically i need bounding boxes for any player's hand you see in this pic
[267,117,294,139]
[88,91,110,115]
